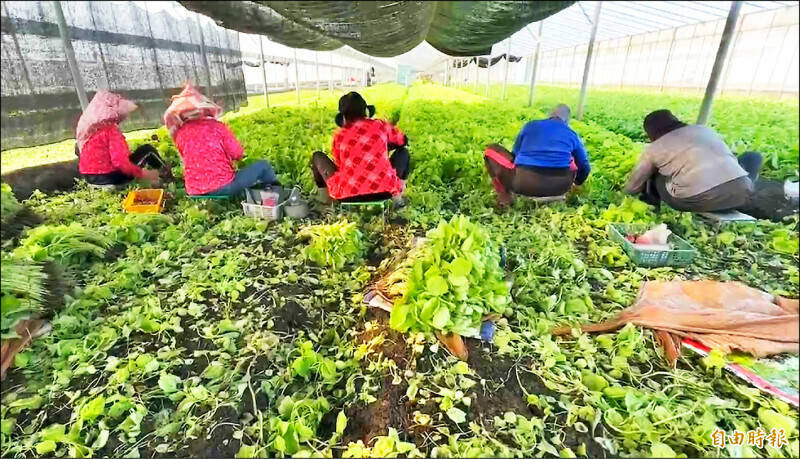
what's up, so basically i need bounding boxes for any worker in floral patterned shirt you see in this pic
[164,83,278,196]
[311,92,410,205]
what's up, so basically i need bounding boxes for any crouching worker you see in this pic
[164,83,278,196]
[484,104,590,207]
[625,110,762,212]
[76,90,170,187]
[311,92,409,205]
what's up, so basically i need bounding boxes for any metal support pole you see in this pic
[746,10,778,95]
[53,0,88,110]
[778,44,798,98]
[697,1,741,125]
[619,36,632,89]
[193,13,214,97]
[329,54,334,91]
[444,59,449,86]
[528,21,543,107]
[660,28,678,92]
[315,52,320,97]
[569,45,577,86]
[293,48,300,104]
[720,15,745,96]
[473,57,479,92]
[680,24,699,91]
[259,36,269,109]
[502,39,511,100]
[577,2,602,120]
[485,56,491,96]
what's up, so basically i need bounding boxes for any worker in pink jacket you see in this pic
[164,83,277,196]
[76,90,170,186]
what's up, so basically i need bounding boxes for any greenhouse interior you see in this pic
[1,1,799,458]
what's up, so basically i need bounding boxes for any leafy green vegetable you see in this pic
[298,220,365,269]
[390,215,509,335]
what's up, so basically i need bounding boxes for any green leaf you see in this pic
[758,407,797,436]
[1,418,14,436]
[158,373,181,394]
[236,444,258,458]
[649,442,676,458]
[92,429,110,449]
[431,306,451,329]
[79,396,106,422]
[716,232,736,246]
[336,411,348,435]
[35,440,57,455]
[448,257,472,277]
[581,372,609,392]
[13,352,30,368]
[426,276,449,296]
[446,407,467,424]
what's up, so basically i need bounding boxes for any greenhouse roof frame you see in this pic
[494,1,797,57]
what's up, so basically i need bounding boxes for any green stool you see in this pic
[188,194,234,200]
[338,199,389,210]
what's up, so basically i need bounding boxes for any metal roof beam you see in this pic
[625,1,717,23]
[663,1,726,19]
[601,3,686,29]
[577,1,595,24]
[599,5,679,30]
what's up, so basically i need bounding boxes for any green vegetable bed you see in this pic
[1,83,797,458]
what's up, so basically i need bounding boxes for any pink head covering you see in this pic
[163,83,223,137]
[75,90,137,151]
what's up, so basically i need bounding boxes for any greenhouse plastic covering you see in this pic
[178,1,574,57]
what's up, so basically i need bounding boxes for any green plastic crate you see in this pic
[607,223,697,267]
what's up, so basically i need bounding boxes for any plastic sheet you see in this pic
[553,281,799,367]
[179,1,574,57]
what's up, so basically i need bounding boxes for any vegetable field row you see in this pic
[1,83,797,458]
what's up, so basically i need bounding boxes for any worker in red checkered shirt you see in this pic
[311,92,410,205]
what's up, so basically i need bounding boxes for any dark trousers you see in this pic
[81,144,167,186]
[484,144,575,197]
[641,152,762,212]
[311,146,410,202]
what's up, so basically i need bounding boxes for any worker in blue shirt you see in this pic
[484,104,591,207]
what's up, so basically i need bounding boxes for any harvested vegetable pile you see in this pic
[389,215,509,336]
[0,83,797,459]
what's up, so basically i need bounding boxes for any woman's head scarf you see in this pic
[75,90,137,151]
[163,83,223,137]
[643,109,687,142]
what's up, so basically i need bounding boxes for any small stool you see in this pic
[88,183,125,191]
[521,194,567,204]
[698,210,756,224]
[188,194,233,200]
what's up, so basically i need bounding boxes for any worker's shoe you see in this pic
[317,187,332,205]
[391,194,407,208]
[159,166,175,183]
[496,190,513,208]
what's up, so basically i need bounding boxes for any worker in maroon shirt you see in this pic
[311,92,410,205]
[76,90,171,187]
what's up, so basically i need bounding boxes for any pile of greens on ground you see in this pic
[389,215,509,336]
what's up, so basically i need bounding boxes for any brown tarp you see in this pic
[178,1,574,57]
[553,281,799,367]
